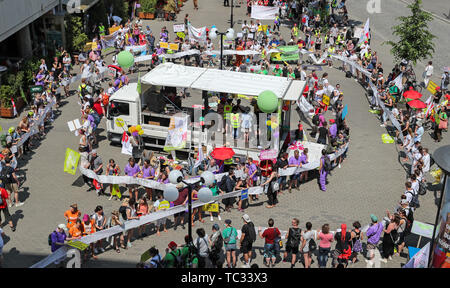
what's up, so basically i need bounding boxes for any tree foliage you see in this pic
[384,0,436,65]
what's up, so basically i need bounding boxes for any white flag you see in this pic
[188,24,207,43]
[393,73,404,91]
[358,18,370,44]
[194,141,204,169]
[121,132,132,155]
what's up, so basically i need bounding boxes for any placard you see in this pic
[176,32,186,39]
[66,241,89,251]
[241,189,248,200]
[169,43,179,51]
[202,203,219,212]
[159,42,169,49]
[322,94,330,106]
[173,23,185,33]
[427,80,438,95]
[109,26,121,35]
[411,220,434,239]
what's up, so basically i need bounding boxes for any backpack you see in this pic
[91,112,101,127]
[185,244,199,268]
[308,238,317,251]
[212,233,223,252]
[312,114,320,126]
[247,222,257,243]
[288,227,302,247]
[48,231,56,246]
[323,156,332,172]
[166,249,183,268]
[351,230,363,252]
[80,85,89,97]
[150,255,162,268]
[406,191,420,209]
[0,166,14,185]
[219,175,229,192]
[404,209,414,236]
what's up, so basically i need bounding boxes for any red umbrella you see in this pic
[407,99,427,109]
[211,147,235,160]
[403,90,422,100]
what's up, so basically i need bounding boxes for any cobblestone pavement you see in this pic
[1,0,448,268]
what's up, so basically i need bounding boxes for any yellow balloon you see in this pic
[136,125,142,131]
[138,130,144,135]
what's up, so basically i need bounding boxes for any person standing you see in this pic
[365,214,384,268]
[317,224,333,268]
[222,219,238,268]
[381,215,400,262]
[333,223,352,267]
[87,150,104,196]
[0,187,14,231]
[423,61,433,87]
[92,206,106,254]
[195,228,210,268]
[209,224,223,268]
[124,158,141,200]
[240,214,256,268]
[1,158,23,207]
[283,218,302,268]
[259,218,281,268]
[0,227,6,267]
[288,150,302,193]
[261,164,278,208]
[350,221,363,263]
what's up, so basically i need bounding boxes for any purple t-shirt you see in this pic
[329,123,337,138]
[289,156,302,166]
[299,154,308,164]
[51,231,67,252]
[124,163,140,176]
[142,166,155,178]
[247,163,258,181]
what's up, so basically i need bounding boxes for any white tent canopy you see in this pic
[141,63,306,100]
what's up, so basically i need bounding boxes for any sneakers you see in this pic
[108,195,113,201]
[8,202,13,208]
[338,164,341,169]
[218,215,222,221]
[127,242,132,248]
[210,216,214,222]
[380,124,386,127]
[15,202,24,208]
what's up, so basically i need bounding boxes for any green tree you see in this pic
[65,15,88,52]
[384,0,436,65]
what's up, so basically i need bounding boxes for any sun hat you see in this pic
[57,224,68,231]
[242,214,251,222]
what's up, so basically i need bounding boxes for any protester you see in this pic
[258,218,280,268]
[240,214,256,268]
[222,219,238,268]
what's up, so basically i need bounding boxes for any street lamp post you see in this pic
[209,27,235,70]
[230,0,234,29]
[163,170,215,266]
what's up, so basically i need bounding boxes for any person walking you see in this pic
[283,218,302,268]
[317,224,333,268]
[259,218,281,268]
[0,186,14,231]
[240,214,256,268]
[222,219,238,268]
[195,228,210,268]
[318,149,330,191]
[423,61,433,88]
[350,221,363,263]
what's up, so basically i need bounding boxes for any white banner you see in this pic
[125,45,147,53]
[173,24,185,33]
[188,24,207,43]
[251,5,279,20]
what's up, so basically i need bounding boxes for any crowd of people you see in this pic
[1,0,447,268]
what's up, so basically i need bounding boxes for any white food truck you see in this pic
[106,63,307,157]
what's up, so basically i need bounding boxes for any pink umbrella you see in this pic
[288,141,304,151]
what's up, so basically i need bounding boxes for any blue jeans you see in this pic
[318,247,330,268]
[233,128,239,139]
[278,176,287,189]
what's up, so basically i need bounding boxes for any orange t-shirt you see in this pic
[69,226,83,239]
[65,210,81,229]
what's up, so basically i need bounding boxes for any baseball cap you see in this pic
[225,219,232,225]
[329,119,335,124]
[58,224,68,231]
[90,149,97,155]
[370,214,378,223]
[168,241,178,250]
[242,214,251,222]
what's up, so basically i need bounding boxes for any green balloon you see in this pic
[257,90,278,113]
[117,51,134,69]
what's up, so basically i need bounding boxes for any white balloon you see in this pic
[198,187,213,203]
[210,28,218,40]
[168,170,183,184]
[226,28,234,40]
[201,171,215,187]
[163,184,179,202]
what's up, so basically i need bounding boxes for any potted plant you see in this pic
[0,85,16,118]
[0,72,26,118]
[140,0,156,19]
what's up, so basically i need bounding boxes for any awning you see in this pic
[283,80,307,101]
[141,63,295,99]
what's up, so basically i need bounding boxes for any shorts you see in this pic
[263,243,276,258]
[0,207,12,223]
[174,211,185,218]
[285,244,299,255]
[5,183,18,194]
[156,217,167,227]
[290,173,301,181]
[127,184,138,189]
[240,241,253,254]
[225,243,237,251]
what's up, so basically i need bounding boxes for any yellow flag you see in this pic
[202,203,219,212]
[111,184,122,199]
[64,148,81,175]
[322,95,330,106]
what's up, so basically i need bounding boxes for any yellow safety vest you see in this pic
[224,159,233,165]
[230,113,240,128]
[328,47,335,54]
[337,35,342,44]
[224,105,232,120]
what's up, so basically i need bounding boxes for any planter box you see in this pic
[139,12,155,19]
[0,97,25,118]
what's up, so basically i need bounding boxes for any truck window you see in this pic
[110,101,130,117]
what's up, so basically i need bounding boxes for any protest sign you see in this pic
[241,189,249,201]
[67,241,89,251]
[67,119,82,133]
[173,24,185,33]
[202,203,219,213]
[427,80,438,95]
[159,42,169,49]
[169,43,179,51]
[342,105,348,120]
[322,95,330,106]
[64,148,80,175]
